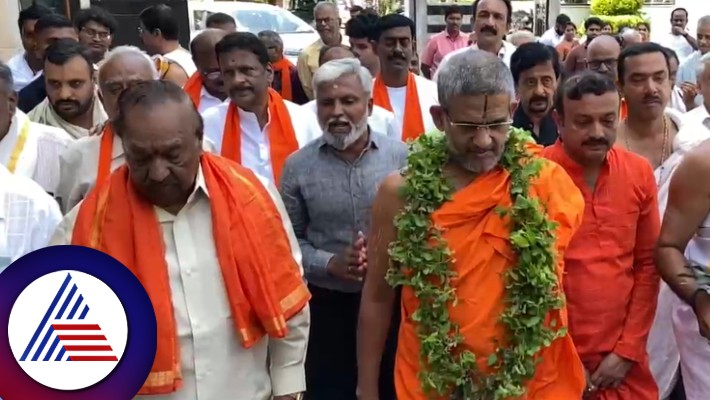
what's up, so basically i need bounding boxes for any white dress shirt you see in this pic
[0,164,62,272]
[202,100,321,186]
[50,168,310,400]
[656,32,696,64]
[6,52,41,92]
[436,40,517,77]
[372,74,438,137]
[56,133,217,214]
[539,28,564,48]
[164,48,197,77]
[198,87,225,115]
[301,100,401,139]
[0,111,73,195]
[676,51,704,108]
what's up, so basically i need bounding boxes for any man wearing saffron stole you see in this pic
[371,14,438,142]
[183,29,228,114]
[50,80,310,400]
[202,32,321,188]
[258,30,308,106]
[55,46,159,213]
[357,50,586,400]
[542,71,660,400]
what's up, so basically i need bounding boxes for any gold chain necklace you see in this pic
[623,115,669,168]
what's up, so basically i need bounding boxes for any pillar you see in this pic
[0,0,22,62]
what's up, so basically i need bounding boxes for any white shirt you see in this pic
[0,111,74,195]
[539,28,564,48]
[56,133,217,214]
[437,40,517,78]
[50,168,309,400]
[7,52,41,92]
[656,32,695,63]
[198,87,225,114]
[202,100,321,186]
[373,74,439,138]
[677,51,704,108]
[0,164,62,272]
[164,47,197,76]
[301,100,401,139]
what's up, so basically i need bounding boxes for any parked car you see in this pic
[188,1,320,64]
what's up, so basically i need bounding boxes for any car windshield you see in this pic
[233,8,313,34]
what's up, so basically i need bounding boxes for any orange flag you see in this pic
[271,58,294,101]
[221,88,299,184]
[372,73,425,141]
[71,153,311,395]
[183,72,203,109]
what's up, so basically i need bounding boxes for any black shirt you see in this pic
[512,106,559,146]
[18,74,46,113]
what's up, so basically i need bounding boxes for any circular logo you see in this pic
[0,246,157,399]
[8,271,128,390]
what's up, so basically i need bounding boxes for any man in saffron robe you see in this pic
[258,30,308,105]
[184,29,228,114]
[202,32,320,187]
[542,71,660,400]
[50,80,310,400]
[357,49,586,400]
[371,14,438,141]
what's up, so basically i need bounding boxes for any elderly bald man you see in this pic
[620,29,643,48]
[184,28,229,114]
[259,30,308,105]
[586,34,622,83]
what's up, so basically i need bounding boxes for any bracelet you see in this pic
[690,288,707,312]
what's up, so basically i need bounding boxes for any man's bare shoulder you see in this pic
[679,138,710,177]
[378,171,406,202]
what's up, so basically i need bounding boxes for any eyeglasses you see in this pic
[81,27,111,40]
[200,70,221,80]
[447,118,513,134]
[587,59,618,70]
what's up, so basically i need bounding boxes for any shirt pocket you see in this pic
[599,208,639,259]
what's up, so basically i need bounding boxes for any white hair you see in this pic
[314,1,339,17]
[508,30,535,47]
[696,52,710,77]
[621,29,641,41]
[98,45,158,81]
[312,57,373,98]
[436,49,515,108]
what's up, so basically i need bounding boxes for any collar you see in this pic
[154,164,209,222]
[445,29,462,39]
[201,86,222,102]
[472,41,512,59]
[317,129,380,151]
[512,106,559,146]
[549,140,611,178]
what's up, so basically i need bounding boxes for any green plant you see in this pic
[590,0,643,16]
[386,128,566,399]
[577,15,649,35]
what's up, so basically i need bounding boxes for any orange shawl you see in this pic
[222,88,299,184]
[372,73,425,141]
[620,97,628,121]
[96,123,115,187]
[395,152,586,399]
[272,58,294,101]
[183,72,203,109]
[71,153,310,395]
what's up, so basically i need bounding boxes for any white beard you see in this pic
[321,115,369,150]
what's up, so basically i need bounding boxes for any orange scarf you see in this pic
[372,73,425,141]
[96,123,115,187]
[222,88,299,184]
[620,97,628,121]
[183,72,203,109]
[271,58,294,101]
[71,153,310,395]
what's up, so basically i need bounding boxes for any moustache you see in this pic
[643,95,662,104]
[229,86,253,95]
[528,96,548,104]
[388,52,407,61]
[481,25,498,35]
[55,100,79,108]
[582,138,609,147]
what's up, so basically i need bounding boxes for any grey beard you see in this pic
[321,119,368,150]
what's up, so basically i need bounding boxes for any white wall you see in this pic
[0,0,22,62]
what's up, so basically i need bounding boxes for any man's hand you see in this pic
[582,368,596,399]
[591,353,633,390]
[327,231,367,281]
[693,290,710,340]
[681,82,698,107]
[672,26,685,36]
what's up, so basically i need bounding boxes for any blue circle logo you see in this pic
[0,245,157,399]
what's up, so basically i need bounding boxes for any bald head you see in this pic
[319,45,355,66]
[98,46,158,119]
[586,34,621,82]
[190,28,228,61]
[258,30,284,63]
[621,29,642,47]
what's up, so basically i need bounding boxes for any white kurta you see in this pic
[0,111,73,195]
[372,74,439,138]
[198,87,225,115]
[6,52,41,92]
[56,134,217,214]
[0,164,62,272]
[648,106,710,399]
[49,168,310,400]
[202,100,321,186]
[301,100,401,140]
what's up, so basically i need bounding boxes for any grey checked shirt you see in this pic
[280,132,408,292]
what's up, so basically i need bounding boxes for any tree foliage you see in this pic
[590,0,643,16]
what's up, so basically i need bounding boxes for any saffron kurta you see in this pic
[542,143,660,400]
[395,155,587,399]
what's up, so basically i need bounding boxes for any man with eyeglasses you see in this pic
[586,34,625,118]
[74,6,117,65]
[183,29,228,114]
[297,1,347,100]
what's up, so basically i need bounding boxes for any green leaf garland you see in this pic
[386,128,566,399]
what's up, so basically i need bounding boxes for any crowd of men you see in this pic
[1,0,710,399]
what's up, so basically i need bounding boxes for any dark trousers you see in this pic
[304,285,400,400]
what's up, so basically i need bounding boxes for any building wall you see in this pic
[1,0,22,62]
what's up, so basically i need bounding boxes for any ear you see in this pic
[265,63,274,86]
[367,97,373,117]
[509,99,519,117]
[8,91,17,119]
[552,109,563,128]
[430,105,446,131]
